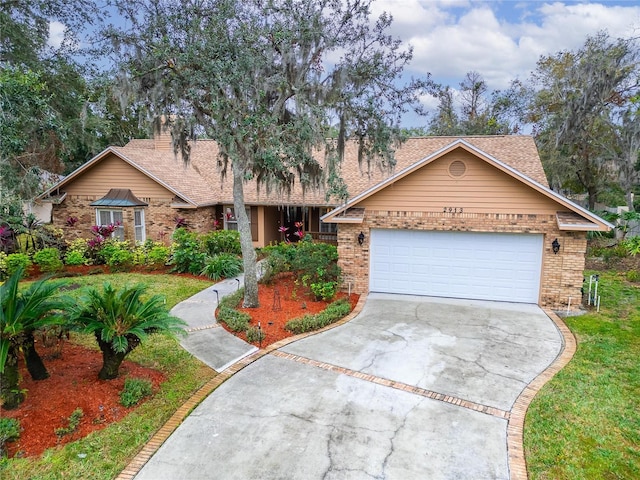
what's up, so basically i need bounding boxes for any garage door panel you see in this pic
[370,230,542,303]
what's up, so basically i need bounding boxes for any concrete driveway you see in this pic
[134,294,563,480]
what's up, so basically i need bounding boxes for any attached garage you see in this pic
[370,230,543,303]
[322,137,613,311]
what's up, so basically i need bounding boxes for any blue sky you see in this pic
[372,0,640,123]
[49,0,640,127]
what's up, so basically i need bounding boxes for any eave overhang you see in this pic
[321,139,614,233]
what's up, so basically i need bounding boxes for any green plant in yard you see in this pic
[33,247,64,273]
[202,229,241,256]
[0,418,20,457]
[310,281,338,301]
[217,305,250,332]
[525,271,640,479]
[96,240,132,267]
[627,270,640,282]
[69,282,187,380]
[1,267,65,409]
[65,238,91,265]
[285,299,351,334]
[120,377,153,407]
[145,244,171,269]
[0,252,7,278]
[5,253,31,278]
[0,273,215,479]
[200,253,243,281]
[245,325,265,343]
[64,250,87,266]
[171,228,207,274]
[54,408,84,438]
[106,249,134,272]
[622,235,640,256]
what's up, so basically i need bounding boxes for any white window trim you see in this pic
[134,208,146,243]
[224,206,250,231]
[96,209,124,241]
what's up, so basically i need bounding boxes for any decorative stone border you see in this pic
[506,309,577,480]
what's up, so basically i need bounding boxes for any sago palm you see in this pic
[1,267,64,409]
[70,282,186,380]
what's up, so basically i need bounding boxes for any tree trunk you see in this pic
[0,349,25,410]
[96,335,132,380]
[232,162,259,308]
[624,190,635,212]
[23,330,49,380]
[588,186,597,211]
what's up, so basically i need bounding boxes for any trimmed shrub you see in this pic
[310,281,338,301]
[64,250,87,266]
[246,325,265,343]
[6,253,32,278]
[171,228,206,274]
[107,249,134,271]
[201,253,243,281]
[120,377,153,407]
[33,247,64,273]
[203,229,242,256]
[285,299,351,334]
[217,305,251,332]
[146,244,171,268]
[96,240,132,266]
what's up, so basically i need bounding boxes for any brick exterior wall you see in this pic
[337,210,587,311]
[52,196,218,244]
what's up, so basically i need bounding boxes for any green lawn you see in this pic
[0,273,215,480]
[525,271,640,479]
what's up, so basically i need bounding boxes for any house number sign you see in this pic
[443,207,463,213]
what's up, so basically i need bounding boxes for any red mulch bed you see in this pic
[2,343,165,458]
[3,269,358,459]
[219,273,360,347]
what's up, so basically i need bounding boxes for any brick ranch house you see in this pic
[37,133,611,310]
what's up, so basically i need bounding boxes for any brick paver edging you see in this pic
[115,294,368,480]
[506,309,577,480]
[271,350,511,419]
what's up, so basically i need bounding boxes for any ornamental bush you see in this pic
[106,249,134,271]
[202,229,241,256]
[96,240,132,266]
[285,299,351,334]
[65,250,87,266]
[5,253,32,278]
[201,253,243,280]
[33,247,64,273]
[171,228,207,274]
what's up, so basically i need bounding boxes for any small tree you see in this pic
[70,283,186,380]
[1,267,64,409]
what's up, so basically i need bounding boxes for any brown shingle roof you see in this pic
[114,135,547,207]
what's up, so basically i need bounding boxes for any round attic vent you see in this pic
[448,160,467,177]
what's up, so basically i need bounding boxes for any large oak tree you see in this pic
[108,0,431,307]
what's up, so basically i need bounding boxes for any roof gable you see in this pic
[322,139,613,232]
[38,147,210,207]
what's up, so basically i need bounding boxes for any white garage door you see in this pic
[370,230,543,303]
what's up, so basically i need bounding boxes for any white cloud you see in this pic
[48,21,66,49]
[374,0,640,119]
